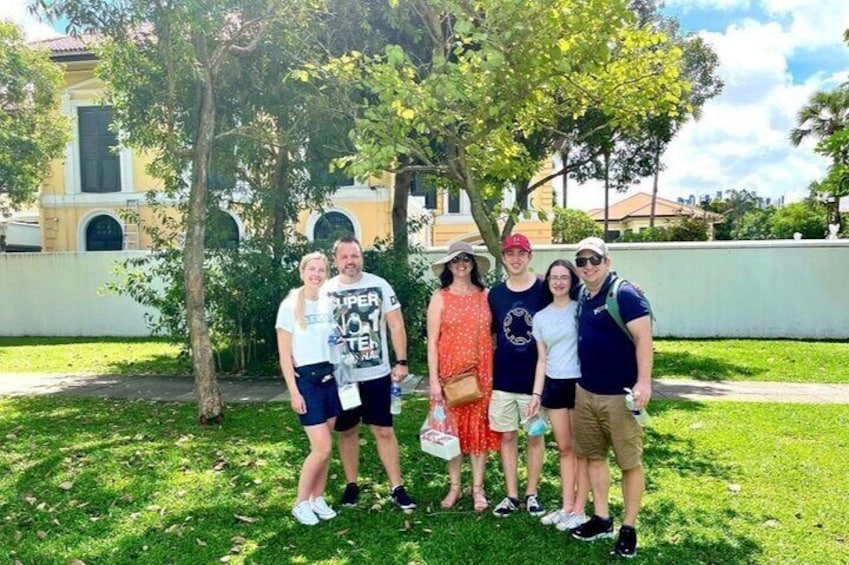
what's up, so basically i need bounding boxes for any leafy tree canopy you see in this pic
[0,20,69,213]
[551,206,603,243]
[325,0,689,256]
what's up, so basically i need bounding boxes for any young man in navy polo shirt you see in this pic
[570,237,653,559]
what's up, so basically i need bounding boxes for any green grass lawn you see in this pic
[653,339,849,383]
[1,396,847,565]
[0,337,189,375]
[2,337,848,383]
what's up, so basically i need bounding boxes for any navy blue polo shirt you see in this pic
[577,274,651,395]
[489,278,546,394]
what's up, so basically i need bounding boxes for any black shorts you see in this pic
[541,377,577,410]
[334,374,393,431]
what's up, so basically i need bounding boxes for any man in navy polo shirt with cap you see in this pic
[569,237,653,559]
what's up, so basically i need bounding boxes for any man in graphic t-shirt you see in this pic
[322,236,416,513]
[488,233,547,518]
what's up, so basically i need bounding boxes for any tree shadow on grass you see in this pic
[0,397,765,565]
[654,351,763,381]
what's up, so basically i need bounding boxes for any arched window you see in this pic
[85,215,123,251]
[313,211,355,244]
[205,210,240,250]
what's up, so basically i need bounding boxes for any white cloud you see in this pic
[761,0,849,50]
[0,0,61,40]
[568,3,846,211]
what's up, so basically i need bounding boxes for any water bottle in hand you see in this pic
[624,387,651,427]
[390,382,402,415]
[327,328,343,364]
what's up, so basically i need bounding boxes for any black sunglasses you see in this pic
[575,255,604,267]
[450,254,473,264]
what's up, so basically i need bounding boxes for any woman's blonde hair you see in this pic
[290,251,329,329]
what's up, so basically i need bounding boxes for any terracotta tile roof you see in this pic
[32,34,99,56]
[588,192,722,222]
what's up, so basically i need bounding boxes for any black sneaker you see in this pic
[341,482,359,508]
[524,494,545,517]
[571,514,615,541]
[611,525,637,558]
[391,485,417,513]
[492,496,520,518]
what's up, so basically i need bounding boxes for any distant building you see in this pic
[588,192,723,240]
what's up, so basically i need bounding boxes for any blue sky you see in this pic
[4,0,848,211]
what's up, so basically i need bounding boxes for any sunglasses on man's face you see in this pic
[575,255,604,268]
[450,254,473,264]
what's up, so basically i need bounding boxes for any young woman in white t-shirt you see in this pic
[275,252,340,526]
[526,259,590,531]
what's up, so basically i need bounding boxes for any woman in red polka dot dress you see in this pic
[427,242,500,513]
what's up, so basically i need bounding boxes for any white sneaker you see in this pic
[310,496,337,520]
[557,512,588,531]
[292,500,319,526]
[541,509,567,526]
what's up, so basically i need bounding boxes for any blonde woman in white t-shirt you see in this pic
[276,252,340,526]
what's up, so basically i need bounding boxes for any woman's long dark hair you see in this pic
[439,255,486,290]
[540,259,580,307]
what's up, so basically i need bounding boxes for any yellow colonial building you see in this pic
[34,35,553,252]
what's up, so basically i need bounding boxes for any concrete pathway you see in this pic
[2,373,849,404]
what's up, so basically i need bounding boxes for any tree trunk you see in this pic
[392,168,412,261]
[270,132,291,265]
[603,151,610,240]
[465,179,502,260]
[649,145,660,228]
[561,149,569,208]
[186,35,223,425]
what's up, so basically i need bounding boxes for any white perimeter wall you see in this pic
[0,252,156,336]
[1,241,848,338]
[423,240,849,340]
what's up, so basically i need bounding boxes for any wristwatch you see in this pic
[394,360,408,367]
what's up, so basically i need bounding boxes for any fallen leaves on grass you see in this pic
[234,514,259,523]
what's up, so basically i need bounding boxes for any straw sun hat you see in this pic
[431,241,491,277]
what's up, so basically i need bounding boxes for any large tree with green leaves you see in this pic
[34,0,322,423]
[0,20,69,214]
[330,0,688,258]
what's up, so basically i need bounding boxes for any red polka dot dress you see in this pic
[437,289,500,455]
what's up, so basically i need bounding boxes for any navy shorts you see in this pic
[541,377,577,410]
[334,374,392,431]
[295,368,342,427]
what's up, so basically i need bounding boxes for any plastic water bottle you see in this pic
[327,329,342,364]
[624,387,651,427]
[390,382,402,415]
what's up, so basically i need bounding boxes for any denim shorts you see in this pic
[541,377,577,410]
[334,374,392,431]
[295,366,342,427]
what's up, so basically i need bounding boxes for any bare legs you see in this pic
[499,428,544,499]
[548,408,590,515]
[337,422,403,489]
[441,453,490,511]
[297,418,336,503]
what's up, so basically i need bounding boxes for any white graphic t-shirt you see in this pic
[322,272,400,382]
[275,293,335,367]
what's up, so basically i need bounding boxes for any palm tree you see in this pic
[790,88,849,148]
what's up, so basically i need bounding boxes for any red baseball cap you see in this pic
[502,233,532,253]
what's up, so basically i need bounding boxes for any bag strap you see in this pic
[606,277,632,341]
